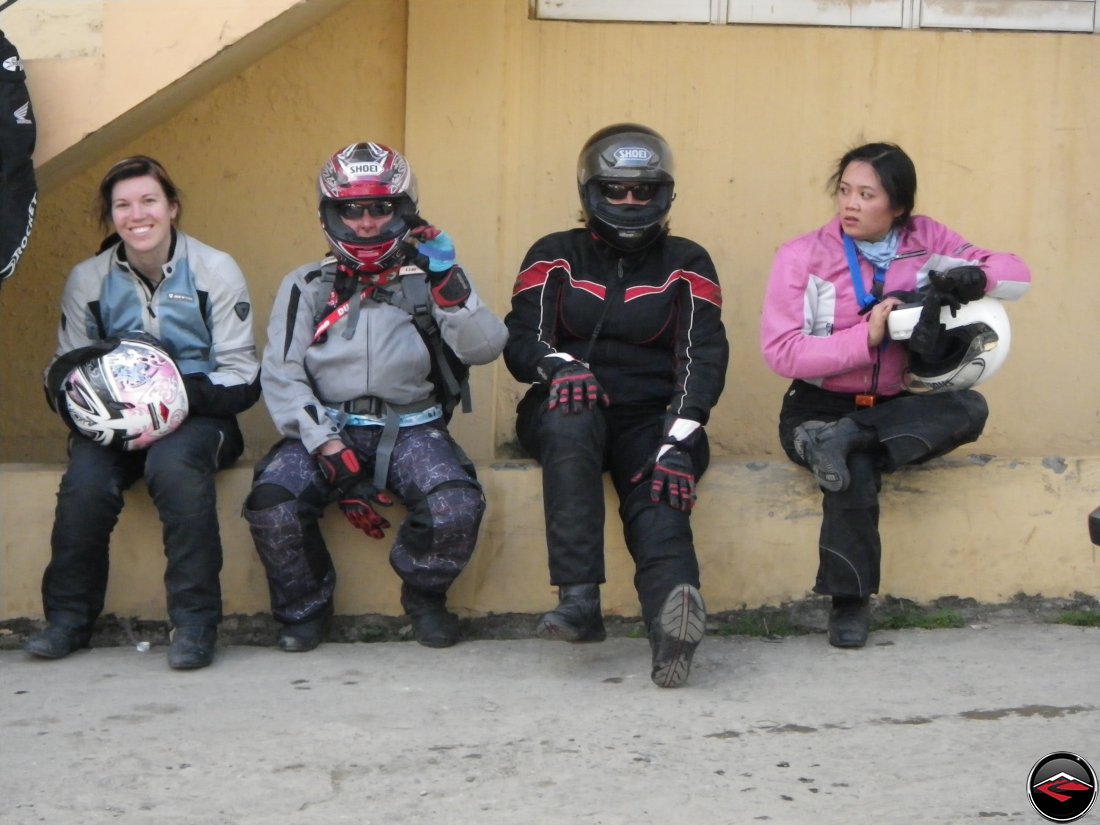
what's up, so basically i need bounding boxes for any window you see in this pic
[533,0,1099,33]
[916,0,1095,31]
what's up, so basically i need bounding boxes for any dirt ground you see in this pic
[3,613,1099,825]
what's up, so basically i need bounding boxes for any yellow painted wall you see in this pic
[405,1,1099,461]
[0,0,410,464]
[6,2,1095,461]
[2,1,1099,621]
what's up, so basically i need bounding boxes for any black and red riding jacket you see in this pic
[504,228,728,425]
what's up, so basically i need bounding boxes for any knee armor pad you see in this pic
[402,479,484,557]
[244,482,295,513]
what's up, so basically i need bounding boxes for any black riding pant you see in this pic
[778,380,988,598]
[516,387,710,625]
[43,416,243,631]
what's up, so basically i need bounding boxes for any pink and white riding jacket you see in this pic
[759,215,1031,397]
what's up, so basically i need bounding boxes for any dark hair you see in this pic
[96,155,182,231]
[828,142,917,228]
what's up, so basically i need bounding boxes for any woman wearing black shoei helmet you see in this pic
[760,142,1030,649]
[505,123,729,688]
[245,142,506,653]
[27,155,261,670]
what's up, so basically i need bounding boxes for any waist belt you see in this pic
[330,396,384,416]
[332,405,443,429]
[791,380,901,410]
[325,395,438,417]
[323,397,443,490]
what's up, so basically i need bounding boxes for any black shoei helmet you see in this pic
[577,123,675,252]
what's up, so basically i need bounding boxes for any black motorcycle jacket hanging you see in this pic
[0,26,36,288]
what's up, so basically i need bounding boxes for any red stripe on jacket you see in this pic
[623,269,722,307]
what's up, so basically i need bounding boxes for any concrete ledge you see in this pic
[3,455,1100,622]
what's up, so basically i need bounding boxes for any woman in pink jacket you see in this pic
[759,142,1030,648]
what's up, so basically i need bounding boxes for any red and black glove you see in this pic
[426,265,472,308]
[316,445,394,540]
[335,482,393,539]
[631,444,696,512]
[538,357,610,414]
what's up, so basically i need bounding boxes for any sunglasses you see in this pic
[337,200,398,220]
[598,182,658,202]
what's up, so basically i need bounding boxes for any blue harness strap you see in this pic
[843,233,886,311]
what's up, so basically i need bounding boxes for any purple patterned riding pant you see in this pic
[244,422,484,623]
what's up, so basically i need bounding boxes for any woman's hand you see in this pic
[865,297,901,348]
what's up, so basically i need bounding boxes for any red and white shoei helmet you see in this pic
[58,336,189,451]
[888,296,1012,394]
[318,142,420,273]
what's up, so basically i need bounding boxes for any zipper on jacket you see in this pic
[132,270,159,318]
[580,258,623,364]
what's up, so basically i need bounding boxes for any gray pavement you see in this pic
[2,621,1098,825]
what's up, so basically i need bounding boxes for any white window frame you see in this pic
[532,0,1099,33]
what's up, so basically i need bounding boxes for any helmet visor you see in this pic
[320,195,418,248]
[585,179,674,230]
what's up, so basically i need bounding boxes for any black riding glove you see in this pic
[44,337,121,413]
[631,444,696,512]
[538,357,610,414]
[907,290,949,357]
[928,265,986,304]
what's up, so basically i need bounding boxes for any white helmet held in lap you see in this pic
[888,296,1011,394]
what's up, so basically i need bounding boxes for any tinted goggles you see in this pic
[337,200,398,220]
[598,182,658,202]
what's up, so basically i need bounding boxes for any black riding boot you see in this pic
[649,584,706,688]
[536,583,606,642]
[793,417,878,492]
[401,583,461,648]
[828,596,871,648]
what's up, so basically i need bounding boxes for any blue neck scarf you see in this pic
[854,228,899,270]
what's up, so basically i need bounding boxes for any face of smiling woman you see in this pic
[109,174,179,276]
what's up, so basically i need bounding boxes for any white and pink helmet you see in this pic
[59,336,189,451]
